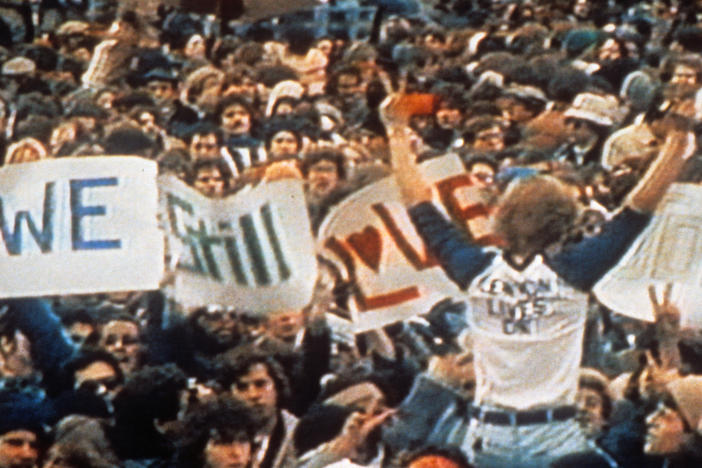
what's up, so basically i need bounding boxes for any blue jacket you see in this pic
[407,202,651,291]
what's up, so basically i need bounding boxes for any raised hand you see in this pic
[379,93,411,129]
[625,128,696,213]
[380,93,434,205]
[648,283,681,338]
[647,283,682,370]
[335,407,396,455]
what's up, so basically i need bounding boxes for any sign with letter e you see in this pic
[0,157,163,297]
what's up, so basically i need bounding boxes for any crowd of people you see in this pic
[1,0,702,467]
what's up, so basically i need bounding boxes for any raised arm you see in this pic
[2,298,77,374]
[380,93,495,289]
[379,93,434,205]
[624,123,696,213]
[551,123,696,289]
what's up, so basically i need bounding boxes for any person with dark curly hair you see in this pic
[217,352,297,468]
[176,397,257,468]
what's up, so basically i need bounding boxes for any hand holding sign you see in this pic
[379,92,438,127]
[379,93,410,128]
[625,127,695,213]
[380,93,435,206]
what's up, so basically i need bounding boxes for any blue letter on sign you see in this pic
[70,178,122,250]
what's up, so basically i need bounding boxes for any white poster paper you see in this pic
[318,154,486,332]
[160,176,317,314]
[0,156,163,298]
[594,183,702,328]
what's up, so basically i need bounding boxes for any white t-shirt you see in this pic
[467,254,588,411]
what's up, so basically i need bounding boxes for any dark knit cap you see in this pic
[0,390,55,435]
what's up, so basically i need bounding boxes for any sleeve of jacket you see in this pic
[3,298,77,373]
[549,208,651,290]
[408,202,495,290]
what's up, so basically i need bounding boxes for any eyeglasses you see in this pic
[77,376,122,394]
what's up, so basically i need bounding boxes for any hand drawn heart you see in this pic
[346,226,382,272]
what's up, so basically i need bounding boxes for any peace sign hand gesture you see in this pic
[326,408,396,460]
[647,282,682,370]
[648,283,680,339]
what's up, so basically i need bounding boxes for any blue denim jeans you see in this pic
[461,417,592,468]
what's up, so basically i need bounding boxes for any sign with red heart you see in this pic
[346,226,382,273]
[318,154,478,332]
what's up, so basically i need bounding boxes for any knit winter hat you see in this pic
[666,375,702,435]
[0,390,54,435]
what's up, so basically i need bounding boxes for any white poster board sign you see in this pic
[318,154,486,332]
[594,183,702,328]
[160,176,317,314]
[0,156,163,297]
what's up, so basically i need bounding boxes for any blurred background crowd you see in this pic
[1,0,702,467]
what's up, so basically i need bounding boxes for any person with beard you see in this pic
[149,306,242,381]
[408,110,456,153]
[326,65,369,126]
[660,55,702,120]
[218,352,297,468]
[381,92,695,467]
